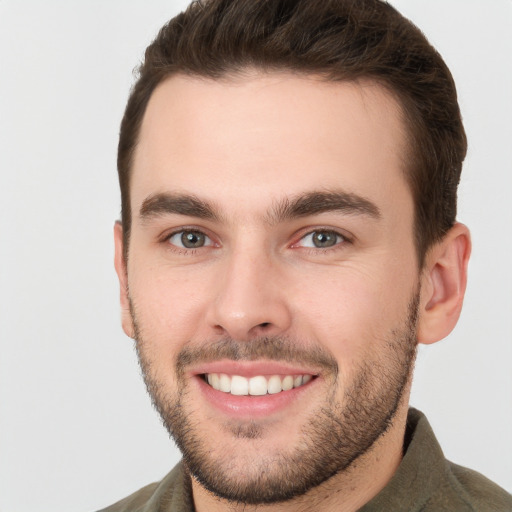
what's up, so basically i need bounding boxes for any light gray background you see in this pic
[0,1,511,511]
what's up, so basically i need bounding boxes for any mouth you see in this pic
[203,373,315,396]
[192,361,321,417]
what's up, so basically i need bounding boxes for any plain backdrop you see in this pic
[0,1,511,511]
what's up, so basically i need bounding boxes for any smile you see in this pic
[204,373,314,396]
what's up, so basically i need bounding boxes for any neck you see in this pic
[191,402,409,512]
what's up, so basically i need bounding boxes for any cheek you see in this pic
[129,263,213,348]
[288,264,416,362]
[129,269,213,392]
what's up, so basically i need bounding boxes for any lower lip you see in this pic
[196,375,317,419]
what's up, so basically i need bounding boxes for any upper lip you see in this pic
[190,359,319,378]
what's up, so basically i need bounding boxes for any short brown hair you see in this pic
[118,0,467,265]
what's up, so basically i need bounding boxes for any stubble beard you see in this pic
[131,293,419,505]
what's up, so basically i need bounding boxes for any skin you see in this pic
[114,72,471,512]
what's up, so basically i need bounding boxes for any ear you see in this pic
[417,222,471,345]
[114,221,135,339]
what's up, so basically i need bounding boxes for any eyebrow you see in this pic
[268,190,381,224]
[139,193,221,222]
[138,189,381,224]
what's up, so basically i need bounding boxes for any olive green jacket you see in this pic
[97,409,512,511]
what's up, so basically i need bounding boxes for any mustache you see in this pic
[175,336,339,376]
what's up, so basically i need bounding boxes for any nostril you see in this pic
[259,322,271,328]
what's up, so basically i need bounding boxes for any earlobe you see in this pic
[417,223,471,345]
[114,221,135,339]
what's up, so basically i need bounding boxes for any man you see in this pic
[101,0,512,510]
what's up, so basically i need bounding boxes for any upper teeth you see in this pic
[206,373,313,396]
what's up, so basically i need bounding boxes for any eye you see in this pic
[167,230,213,249]
[298,230,345,249]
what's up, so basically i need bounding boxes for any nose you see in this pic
[206,246,292,341]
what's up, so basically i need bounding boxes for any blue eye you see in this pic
[299,230,344,248]
[168,230,213,249]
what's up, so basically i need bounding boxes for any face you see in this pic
[118,73,421,504]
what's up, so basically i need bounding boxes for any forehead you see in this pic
[131,72,411,221]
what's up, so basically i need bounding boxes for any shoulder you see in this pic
[360,409,512,511]
[406,408,512,511]
[95,481,160,512]
[441,460,512,512]
[95,463,191,512]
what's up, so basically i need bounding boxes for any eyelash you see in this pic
[161,228,216,255]
[160,227,352,255]
[292,228,351,253]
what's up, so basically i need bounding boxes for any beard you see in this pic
[131,292,419,505]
